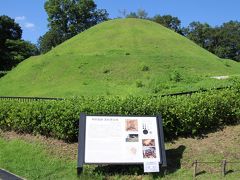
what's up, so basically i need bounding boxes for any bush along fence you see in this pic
[0,88,240,142]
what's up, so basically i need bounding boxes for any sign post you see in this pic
[77,114,167,175]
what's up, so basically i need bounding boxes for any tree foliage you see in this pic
[0,15,22,45]
[125,11,182,33]
[183,21,213,48]
[38,28,62,54]
[126,9,148,19]
[6,40,38,62]
[184,21,240,62]
[136,9,148,19]
[125,12,139,19]
[153,15,182,33]
[39,0,109,54]
[215,21,240,61]
[0,15,38,71]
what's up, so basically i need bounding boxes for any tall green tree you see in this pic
[136,9,148,19]
[38,28,62,54]
[3,40,38,68]
[183,21,213,48]
[0,15,38,71]
[40,0,109,53]
[125,12,182,34]
[126,9,148,19]
[0,15,22,45]
[184,21,240,62]
[153,15,182,34]
[125,12,139,19]
[215,21,240,61]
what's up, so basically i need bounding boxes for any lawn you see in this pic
[1,125,240,180]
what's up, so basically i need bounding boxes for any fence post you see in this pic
[222,159,227,176]
[193,160,197,178]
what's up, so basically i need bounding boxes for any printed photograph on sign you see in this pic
[126,134,139,142]
[143,146,156,158]
[125,119,138,131]
[142,139,155,146]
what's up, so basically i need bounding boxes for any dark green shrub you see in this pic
[142,65,150,71]
[136,80,144,88]
[0,88,239,142]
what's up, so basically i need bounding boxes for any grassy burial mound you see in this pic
[0,18,240,97]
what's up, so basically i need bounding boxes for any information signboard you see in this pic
[77,114,166,174]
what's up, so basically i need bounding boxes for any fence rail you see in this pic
[0,96,64,101]
[193,160,240,177]
[159,86,229,97]
[0,86,231,102]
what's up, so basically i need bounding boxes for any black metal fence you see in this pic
[0,86,230,102]
[193,160,240,177]
[159,86,229,97]
[0,96,64,101]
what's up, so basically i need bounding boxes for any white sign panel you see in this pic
[85,116,161,163]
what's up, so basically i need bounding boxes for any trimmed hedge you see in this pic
[0,89,240,142]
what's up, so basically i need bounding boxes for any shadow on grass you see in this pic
[164,145,186,173]
[93,145,186,177]
[226,170,234,175]
[196,170,206,176]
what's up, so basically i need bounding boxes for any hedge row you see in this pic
[0,89,240,142]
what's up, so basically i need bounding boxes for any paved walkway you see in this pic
[0,169,24,180]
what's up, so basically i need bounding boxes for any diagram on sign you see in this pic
[142,123,153,135]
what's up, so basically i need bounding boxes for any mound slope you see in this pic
[0,18,240,97]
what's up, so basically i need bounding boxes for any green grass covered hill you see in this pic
[0,18,240,97]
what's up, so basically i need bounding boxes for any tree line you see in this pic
[0,16,38,71]
[0,0,239,71]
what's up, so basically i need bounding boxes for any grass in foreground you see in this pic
[0,139,77,179]
[1,125,240,179]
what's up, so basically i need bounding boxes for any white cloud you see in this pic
[25,22,35,29]
[15,16,26,21]
[14,16,35,30]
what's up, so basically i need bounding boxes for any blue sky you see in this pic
[0,0,239,44]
